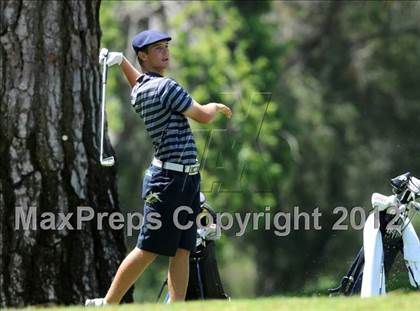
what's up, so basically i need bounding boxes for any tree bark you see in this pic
[0,0,131,307]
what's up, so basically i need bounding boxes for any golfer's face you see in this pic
[148,41,170,69]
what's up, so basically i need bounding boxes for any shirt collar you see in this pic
[145,71,163,77]
[137,71,163,84]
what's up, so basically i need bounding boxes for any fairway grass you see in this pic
[22,292,420,311]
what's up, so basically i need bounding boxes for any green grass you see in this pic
[23,292,420,311]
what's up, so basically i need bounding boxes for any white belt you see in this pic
[152,158,200,175]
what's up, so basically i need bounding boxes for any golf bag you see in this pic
[157,193,229,302]
[329,172,420,297]
[185,239,229,300]
[328,218,403,296]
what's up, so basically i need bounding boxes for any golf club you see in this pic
[99,48,115,167]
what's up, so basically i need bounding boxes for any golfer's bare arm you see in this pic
[117,57,232,122]
[121,57,141,87]
[184,100,232,124]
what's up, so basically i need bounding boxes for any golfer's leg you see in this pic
[105,248,157,304]
[167,248,190,302]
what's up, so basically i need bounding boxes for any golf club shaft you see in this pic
[100,59,108,162]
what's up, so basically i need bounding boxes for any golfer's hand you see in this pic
[215,103,232,119]
[99,48,123,66]
[198,224,220,241]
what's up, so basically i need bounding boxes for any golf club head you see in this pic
[411,201,420,212]
[101,156,115,167]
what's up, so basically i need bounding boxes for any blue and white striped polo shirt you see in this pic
[130,72,198,165]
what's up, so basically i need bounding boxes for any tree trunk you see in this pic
[0,0,131,307]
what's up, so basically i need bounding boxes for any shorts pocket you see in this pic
[141,172,152,200]
[142,169,177,203]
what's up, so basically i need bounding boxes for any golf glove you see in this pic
[99,48,123,66]
[198,224,220,241]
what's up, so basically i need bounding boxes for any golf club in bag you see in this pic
[99,48,115,167]
[329,172,420,297]
[157,193,229,302]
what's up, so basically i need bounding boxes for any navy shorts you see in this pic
[137,164,201,257]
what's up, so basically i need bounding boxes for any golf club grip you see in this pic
[103,63,108,84]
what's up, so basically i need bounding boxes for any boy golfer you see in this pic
[86,30,231,306]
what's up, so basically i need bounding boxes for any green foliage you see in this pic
[99,1,126,133]
[265,1,420,294]
[170,1,290,213]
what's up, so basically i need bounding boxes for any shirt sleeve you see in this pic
[130,82,141,108]
[158,78,192,113]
